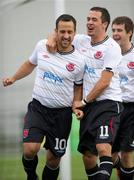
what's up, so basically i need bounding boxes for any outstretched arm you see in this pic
[3,60,36,87]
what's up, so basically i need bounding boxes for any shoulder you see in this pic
[107,37,121,50]
[103,37,121,56]
[33,39,48,52]
[73,34,91,48]
[36,39,47,47]
[74,34,91,41]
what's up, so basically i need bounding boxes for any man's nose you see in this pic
[64,33,69,38]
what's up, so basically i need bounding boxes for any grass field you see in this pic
[0,117,117,179]
[0,150,116,180]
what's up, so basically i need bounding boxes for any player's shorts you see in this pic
[112,102,134,152]
[78,99,123,155]
[23,98,72,157]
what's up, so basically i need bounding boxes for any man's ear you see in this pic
[103,22,108,31]
[128,30,132,38]
[55,28,57,33]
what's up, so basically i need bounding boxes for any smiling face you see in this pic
[55,20,76,52]
[112,24,132,47]
[86,10,108,43]
[112,16,133,52]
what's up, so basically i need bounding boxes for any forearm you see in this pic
[73,85,83,101]
[12,60,36,82]
[86,80,109,102]
[72,85,83,111]
[72,85,84,120]
[85,70,113,103]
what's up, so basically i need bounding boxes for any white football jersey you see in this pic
[29,39,85,108]
[118,45,134,102]
[73,34,122,102]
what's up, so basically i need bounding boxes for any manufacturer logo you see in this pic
[43,54,50,58]
[81,49,87,52]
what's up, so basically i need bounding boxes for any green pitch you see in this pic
[0,151,116,180]
[0,116,116,179]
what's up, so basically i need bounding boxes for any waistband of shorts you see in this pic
[123,102,134,105]
[32,98,72,111]
[88,99,122,105]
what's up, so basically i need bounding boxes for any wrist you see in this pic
[81,98,88,106]
[11,76,16,83]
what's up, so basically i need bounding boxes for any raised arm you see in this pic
[46,31,58,53]
[3,60,36,87]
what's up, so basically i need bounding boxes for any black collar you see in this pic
[91,36,109,46]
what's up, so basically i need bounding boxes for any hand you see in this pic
[73,109,84,120]
[73,100,84,109]
[46,32,57,53]
[46,41,57,53]
[2,77,15,87]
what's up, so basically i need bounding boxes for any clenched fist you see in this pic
[2,77,15,87]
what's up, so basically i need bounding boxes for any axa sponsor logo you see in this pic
[127,62,134,69]
[94,51,103,59]
[84,65,96,74]
[43,71,63,83]
[120,76,128,85]
[66,63,75,72]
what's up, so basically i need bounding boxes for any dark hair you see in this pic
[112,16,134,41]
[56,14,76,31]
[90,7,110,31]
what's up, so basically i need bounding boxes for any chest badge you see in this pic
[66,63,75,72]
[127,62,134,69]
[94,51,103,59]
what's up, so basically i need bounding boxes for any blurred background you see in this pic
[0,0,134,179]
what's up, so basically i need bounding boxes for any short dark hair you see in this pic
[90,7,110,31]
[56,14,76,31]
[112,16,134,41]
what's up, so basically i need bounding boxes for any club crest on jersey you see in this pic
[94,51,103,59]
[23,129,29,138]
[66,63,75,71]
[127,62,134,69]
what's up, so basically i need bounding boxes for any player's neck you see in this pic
[121,42,132,54]
[91,34,108,45]
[57,45,74,53]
